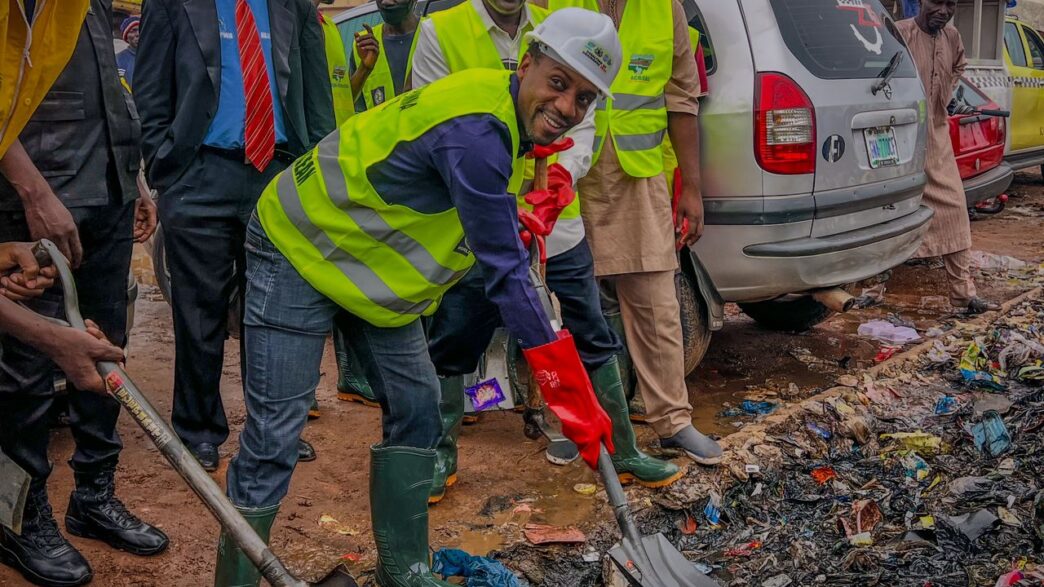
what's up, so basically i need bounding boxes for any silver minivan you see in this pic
[683,0,932,341]
[328,0,932,378]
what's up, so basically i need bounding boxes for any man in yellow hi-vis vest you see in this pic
[313,0,355,126]
[412,0,683,505]
[564,0,722,466]
[216,11,623,587]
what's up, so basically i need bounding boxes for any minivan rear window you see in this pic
[770,0,917,80]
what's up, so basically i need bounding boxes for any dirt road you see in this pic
[2,173,1042,586]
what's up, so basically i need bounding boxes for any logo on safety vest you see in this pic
[332,66,347,83]
[581,41,613,74]
[628,54,654,81]
[371,87,386,106]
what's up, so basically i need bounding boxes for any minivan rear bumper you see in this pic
[715,205,933,301]
[963,162,1013,207]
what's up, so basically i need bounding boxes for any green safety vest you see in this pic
[320,15,354,126]
[429,2,586,225]
[351,23,420,111]
[256,70,521,327]
[555,0,672,178]
[662,27,701,183]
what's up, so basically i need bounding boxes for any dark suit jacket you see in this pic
[135,0,335,191]
[0,0,140,211]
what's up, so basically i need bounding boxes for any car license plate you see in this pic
[864,126,900,168]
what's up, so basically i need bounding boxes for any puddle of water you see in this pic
[446,467,598,556]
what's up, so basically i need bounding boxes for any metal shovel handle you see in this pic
[35,239,308,587]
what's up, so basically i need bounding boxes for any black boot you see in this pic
[65,468,168,556]
[0,480,92,587]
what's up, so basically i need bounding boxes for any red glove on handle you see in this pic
[527,137,575,160]
[523,163,574,237]
[518,209,547,264]
[522,331,615,469]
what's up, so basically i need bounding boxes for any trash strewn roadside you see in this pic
[669,297,1044,587]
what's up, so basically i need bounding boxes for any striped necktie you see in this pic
[235,0,275,171]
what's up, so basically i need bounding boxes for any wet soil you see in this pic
[2,172,1043,586]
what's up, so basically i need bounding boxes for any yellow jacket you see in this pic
[0,0,89,157]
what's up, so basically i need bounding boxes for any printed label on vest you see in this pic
[454,237,471,256]
[371,86,386,105]
[399,87,424,110]
[293,156,317,186]
[332,66,347,83]
[628,54,655,82]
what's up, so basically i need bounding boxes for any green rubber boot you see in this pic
[213,503,279,587]
[371,446,454,587]
[429,376,464,504]
[591,357,684,488]
[603,309,645,422]
[333,324,378,406]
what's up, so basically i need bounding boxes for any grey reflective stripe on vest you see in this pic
[275,165,433,316]
[592,130,666,154]
[595,93,664,111]
[615,130,666,151]
[316,135,470,286]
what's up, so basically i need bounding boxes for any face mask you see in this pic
[378,1,414,26]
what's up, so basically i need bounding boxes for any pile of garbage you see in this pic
[665,297,1044,586]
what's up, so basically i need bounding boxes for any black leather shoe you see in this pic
[65,469,169,557]
[298,439,317,462]
[0,481,92,587]
[191,442,219,472]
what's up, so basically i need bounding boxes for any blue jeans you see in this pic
[227,217,442,508]
[427,238,621,376]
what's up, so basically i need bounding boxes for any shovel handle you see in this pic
[35,240,308,587]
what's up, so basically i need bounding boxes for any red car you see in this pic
[948,77,1013,210]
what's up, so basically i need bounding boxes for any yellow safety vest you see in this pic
[256,70,522,327]
[429,2,586,227]
[320,15,354,126]
[662,27,701,183]
[581,0,673,178]
[351,23,420,111]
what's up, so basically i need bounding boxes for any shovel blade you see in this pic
[310,565,358,587]
[0,450,30,534]
[607,533,719,587]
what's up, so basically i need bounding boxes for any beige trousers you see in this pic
[608,270,693,438]
[943,248,977,306]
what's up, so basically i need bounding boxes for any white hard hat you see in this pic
[524,7,622,98]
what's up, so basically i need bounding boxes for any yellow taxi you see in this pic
[1003,16,1044,173]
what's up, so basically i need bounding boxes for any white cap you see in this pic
[523,7,622,98]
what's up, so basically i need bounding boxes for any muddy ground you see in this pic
[2,173,1043,586]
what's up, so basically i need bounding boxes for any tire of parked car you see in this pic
[677,269,712,374]
[737,294,837,332]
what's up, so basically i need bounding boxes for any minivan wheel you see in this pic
[738,295,836,332]
[677,270,712,374]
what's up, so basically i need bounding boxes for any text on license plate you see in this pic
[863,126,900,168]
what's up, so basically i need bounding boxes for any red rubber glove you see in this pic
[522,331,615,469]
[527,137,574,160]
[517,209,547,264]
[523,163,575,237]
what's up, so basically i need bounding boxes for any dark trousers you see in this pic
[158,149,284,448]
[0,201,135,480]
[427,238,621,376]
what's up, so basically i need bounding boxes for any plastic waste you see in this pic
[837,499,882,537]
[810,466,837,485]
[959,341,1007,391]
[949,476,996,500]
[806,421,831,440]
[465,378,507,411]
[740,400,777,415]
[925,341,951,364]
[857,320,921,344]
[970,250,1027,271]
[432,548,524,587]
[704,492,722,526]
[994,570,1024,587]
[968,410,1013,457]
[938,509,999,547]
[762,574,793,587]
[901,452,930,482]
[874,346,900,363]
[880,431,943,455]
[934,396,958,415]
[522,524,585,545]
[724,540,762,557]
[1033,490,1044,541]
[997,507,1021,527]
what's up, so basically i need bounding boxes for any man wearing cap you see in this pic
[116,16,140,90]
[411,0,684,506]
[216,9,622,586]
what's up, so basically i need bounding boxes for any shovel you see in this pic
[30,239,355,587]
[522,164,719,587]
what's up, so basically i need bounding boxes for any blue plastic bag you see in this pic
[970,410,1012,457]
[432,548,525,587]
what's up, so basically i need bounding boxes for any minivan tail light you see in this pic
[755,72,816,175]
